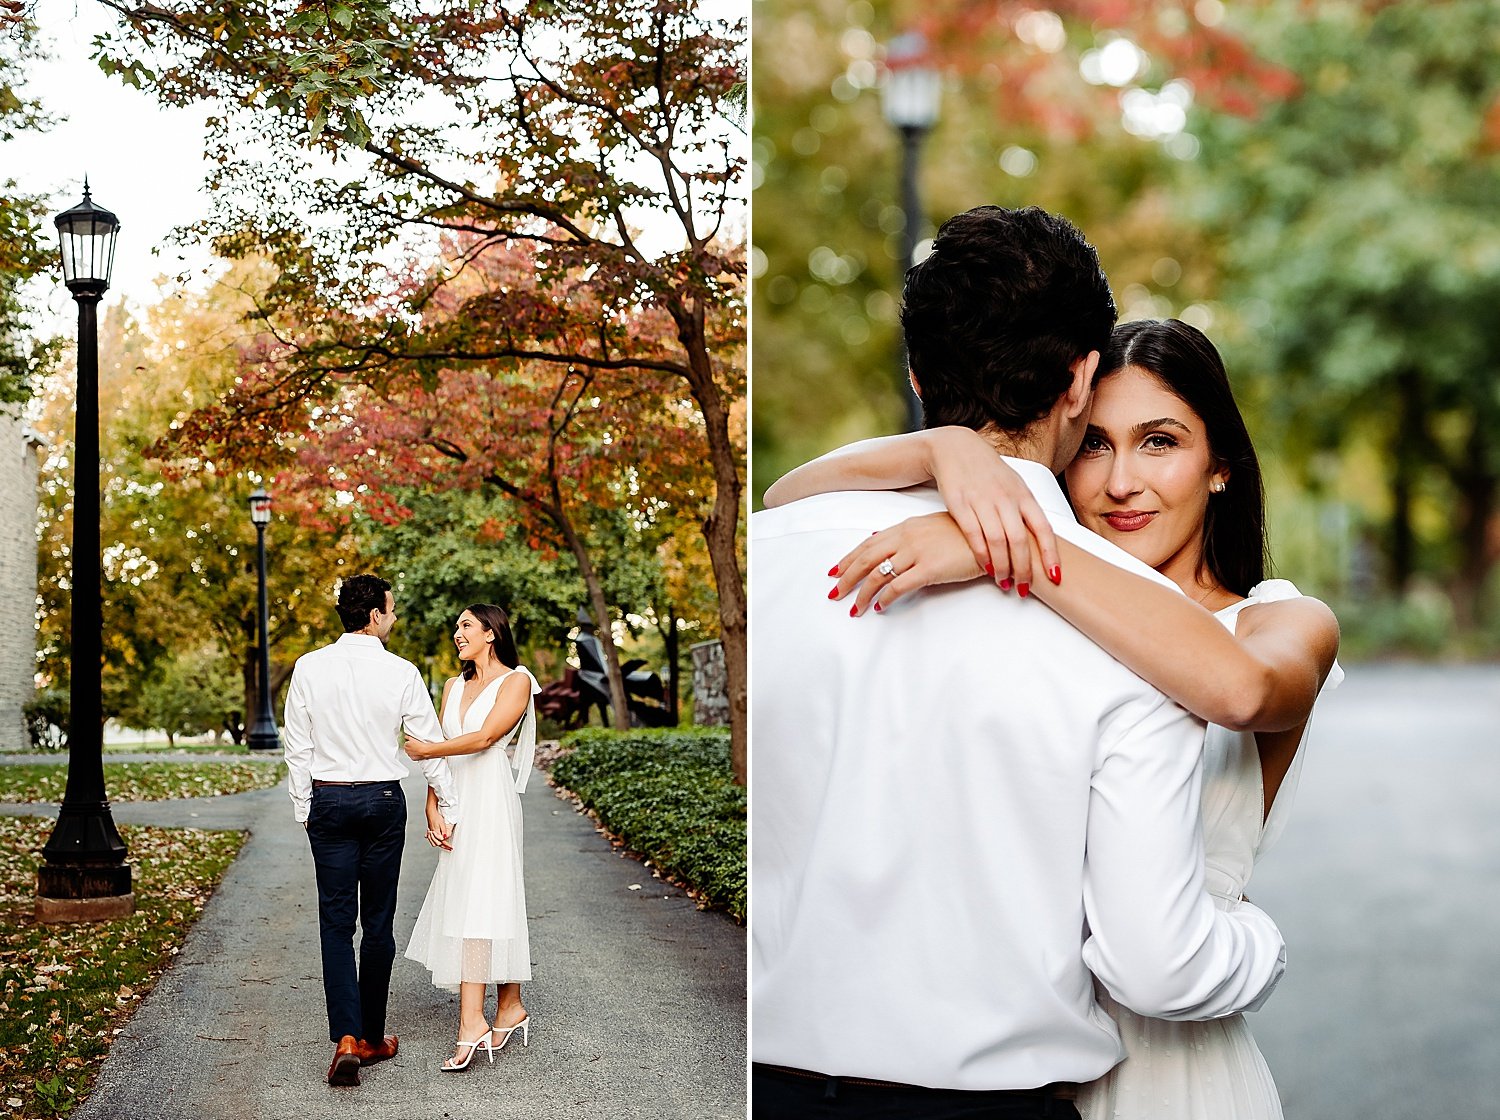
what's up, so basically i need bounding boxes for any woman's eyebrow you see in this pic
[1130,417,1193,438]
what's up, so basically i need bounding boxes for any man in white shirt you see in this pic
[751,206,1287,1118]
[281,573,460,1087]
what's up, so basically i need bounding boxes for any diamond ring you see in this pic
[877,559,896,577]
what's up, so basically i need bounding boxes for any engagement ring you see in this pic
[877,559,896,577]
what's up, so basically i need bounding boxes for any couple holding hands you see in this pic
[281,574,537,1086]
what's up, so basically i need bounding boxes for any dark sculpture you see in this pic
[535,611,674,729]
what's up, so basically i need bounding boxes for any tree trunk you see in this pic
[241,642,258,741]
[550,504,632,731]
[670,297,746,783]
[1449,419,1498,631]
[664,605,680,725]
[1388,369,1423,594]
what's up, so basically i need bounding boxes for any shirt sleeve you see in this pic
[400,668,460,823]
[1082,692,1287,1020]
[281,664,315,824]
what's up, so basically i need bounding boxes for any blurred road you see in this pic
[1252,663,1500,1119]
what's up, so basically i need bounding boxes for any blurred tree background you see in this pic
[752,0,1500,654]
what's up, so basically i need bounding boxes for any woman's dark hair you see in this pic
[336,573,391,633]
[458,604,520,680]
[1102,319,1268,595]
[901,205,1117,433]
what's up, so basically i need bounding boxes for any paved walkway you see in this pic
[4,769,746,1119]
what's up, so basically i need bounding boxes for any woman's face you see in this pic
[453,611,493,661]
[1063,365,1227,589]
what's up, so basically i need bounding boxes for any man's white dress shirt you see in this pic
[282,633,460,824]
[751,457,1287,1091]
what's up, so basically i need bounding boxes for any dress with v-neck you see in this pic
[405,666,538,990]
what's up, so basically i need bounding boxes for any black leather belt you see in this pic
[753,1063,1078,1099]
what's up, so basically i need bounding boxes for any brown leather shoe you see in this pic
[328,1035,361,1086]
[355,1035,398,1064]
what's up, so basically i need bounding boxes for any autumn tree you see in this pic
[94,0,748,777]
[33,268,362,734]
[0,3,58,401]
[266,233,716,731]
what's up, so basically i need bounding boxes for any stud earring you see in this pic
[1211,480,1226,493]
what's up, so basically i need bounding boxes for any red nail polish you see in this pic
[850,604,859,617]
[1048,565,1062,585]
[999,578,1012,591]
[828,587,839,600]
[873,602,883,613]
[984,562,994,577]
[1018,582,1030,598]
[828,565,840,577]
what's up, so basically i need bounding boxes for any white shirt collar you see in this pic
[999,455,1077,524]
[335,632,386,649]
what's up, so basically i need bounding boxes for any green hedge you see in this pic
[552,728,745,921]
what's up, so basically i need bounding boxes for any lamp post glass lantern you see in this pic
[247,489,281,751]
[36,181,133,922]
[883,33,942,433]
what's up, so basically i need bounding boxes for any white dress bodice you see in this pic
[1198,579,1344,903]
[1078,578,1343,1120]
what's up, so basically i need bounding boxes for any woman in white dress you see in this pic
[766,318,1342,1119]
[402,603,538,1072]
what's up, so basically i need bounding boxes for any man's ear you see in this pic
[1063,351,1099,420]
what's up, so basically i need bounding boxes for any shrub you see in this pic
[552,728,744,920]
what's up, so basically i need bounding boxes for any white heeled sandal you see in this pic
[492,1016,530,1052]
[441,1029,494,1072]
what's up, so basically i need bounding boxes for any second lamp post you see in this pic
[246,489,281,752]
[883,32,943,433]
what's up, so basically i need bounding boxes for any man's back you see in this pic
[283,633,453,825]
[751,463,1284,1090]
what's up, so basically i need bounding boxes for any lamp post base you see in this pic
[36,860,135,923]
[246,729,281,752]
[37,891,136,923]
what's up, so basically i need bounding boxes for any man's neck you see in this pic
[977,423,1061,473]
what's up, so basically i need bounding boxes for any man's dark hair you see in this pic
[901,205,1117,433]
[337,573,392,633]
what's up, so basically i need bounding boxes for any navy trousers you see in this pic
[306,781,406,1043]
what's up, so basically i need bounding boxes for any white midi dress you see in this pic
[405,666,539,990]
[1078,579,1344,1120]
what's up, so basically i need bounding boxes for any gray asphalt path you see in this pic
[7,768,746,1119]
[1249,663,1500,1119]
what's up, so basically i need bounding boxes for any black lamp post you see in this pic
[246,488,281,751]
[36,181,133,922]
[882,33,942,432]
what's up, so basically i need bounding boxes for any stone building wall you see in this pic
[0,409,41,749]
[690,638,728,726]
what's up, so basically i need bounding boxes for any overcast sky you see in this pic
[4,0,217,325]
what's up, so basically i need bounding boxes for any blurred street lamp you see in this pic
[246,489,281,751]
[883,32,942,432]
[36,181,133,922]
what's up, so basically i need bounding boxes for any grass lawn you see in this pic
[104,740,253,755]
[0,762,285,804]
[0,816,246,1117]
